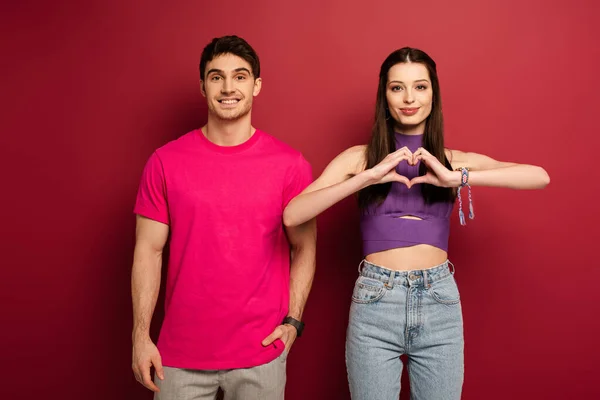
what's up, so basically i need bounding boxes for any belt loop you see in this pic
[423,269,430,288]
[385,270,395,289]
[448,260,455,275]
[358,259,365,275]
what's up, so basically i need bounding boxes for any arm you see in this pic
[261,218,317,352]
[449,150,550,189]
[285,219,317,322]
[131,215,169,392]
[410,148,550,189]
[283,145,413,227]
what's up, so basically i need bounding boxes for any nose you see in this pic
[403,89,415,104]
[221,77,234,94]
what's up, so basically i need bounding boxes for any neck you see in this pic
[394,121,425,136]
[203,112,255,146]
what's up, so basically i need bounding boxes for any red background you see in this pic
[2,1,599,399]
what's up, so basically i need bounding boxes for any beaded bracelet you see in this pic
[456,167,474,226]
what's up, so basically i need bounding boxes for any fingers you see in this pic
[380,153,412,170]
[410,175,429,186]
[380,171,411,187]
[134,360,160,392]
[261,326,283,347]
[410,173,447,187]
[412,147,435,165]
[381,147,411,165]
[373,147,430,183]
[141,362,160,392]
[153,354,164,381]
[390,154,413,166]
[132,342,163,392]
[132,361,144,385]
[391,147,432,163]
[413,147,432,157]
[414,151,452,184]
[388,147,412,160]
[414,154,430,164]
[393,173,411,187]
[415,153,443,170]
[132,364,141,384]
[413,148,445,169]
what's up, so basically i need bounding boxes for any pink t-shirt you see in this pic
[134,129,312,370]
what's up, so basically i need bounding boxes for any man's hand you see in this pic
[261,324,298,353]
[132,336,164,392]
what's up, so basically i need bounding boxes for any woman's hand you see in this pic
[410,147,460,188]
[365,146,413,187]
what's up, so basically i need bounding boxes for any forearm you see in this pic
[287,221,317,320]
[283,171,374,227]
[131,246,162,341]
[456,165,550,189]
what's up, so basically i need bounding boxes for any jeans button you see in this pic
[409,274,417,280]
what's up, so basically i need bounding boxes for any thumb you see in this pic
[153,354,164,380]
[394,173,411,187]
[262,328,282,347]
[410,175,428,186]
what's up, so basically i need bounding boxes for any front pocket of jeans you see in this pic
[429,275,460,305]
[351,276,386,304]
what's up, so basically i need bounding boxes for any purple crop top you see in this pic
[360,132,455,255]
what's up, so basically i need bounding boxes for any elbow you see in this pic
[283,199,310,227]
[538,167,550,188]
[283,210,298,228]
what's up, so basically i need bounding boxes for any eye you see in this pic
[210,75,221,81]
[391,86,403,92]
[416,84,428,90]
[235,75,247,81]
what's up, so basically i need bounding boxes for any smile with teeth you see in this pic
[219,99,240,104]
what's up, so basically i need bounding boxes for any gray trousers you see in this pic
[154,350,287,400]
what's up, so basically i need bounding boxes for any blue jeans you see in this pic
[345,260,464,400]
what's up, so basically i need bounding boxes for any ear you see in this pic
[253,77,262,97]
[200,80,206,97]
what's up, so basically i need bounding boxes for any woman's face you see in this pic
[385,62,433,134]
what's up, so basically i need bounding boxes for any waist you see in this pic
[365,245,448,270]
[358,259,455,288]
[360,214,450,255]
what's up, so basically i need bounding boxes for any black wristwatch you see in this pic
[282,316,305,337]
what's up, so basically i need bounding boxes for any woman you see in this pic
[283,47,549,400]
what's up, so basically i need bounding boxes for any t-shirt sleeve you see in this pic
[283,153,313,208]
[133,151,170,225]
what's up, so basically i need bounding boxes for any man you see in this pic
[131,35,316,400]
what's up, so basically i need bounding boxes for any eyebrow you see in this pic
[388,79,430,84]
[206,67,252,76]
